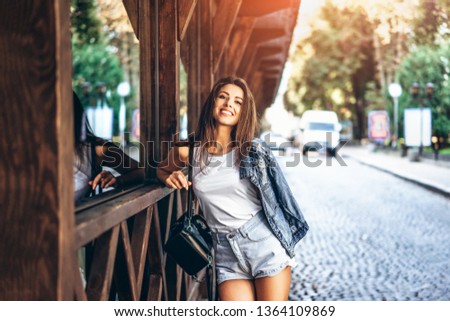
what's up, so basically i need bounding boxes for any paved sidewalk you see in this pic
[340,144,450,198]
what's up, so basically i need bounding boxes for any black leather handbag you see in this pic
[163,134,215,298]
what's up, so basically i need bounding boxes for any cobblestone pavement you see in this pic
[276,152,450,301]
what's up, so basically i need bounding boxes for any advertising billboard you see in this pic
[404,108,432,147]
[368,111,390,143]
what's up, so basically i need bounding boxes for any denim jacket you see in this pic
[239,138,309,257]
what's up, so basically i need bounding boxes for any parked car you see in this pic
[295,110,342,156]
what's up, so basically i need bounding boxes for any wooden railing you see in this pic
[73,184,206,300]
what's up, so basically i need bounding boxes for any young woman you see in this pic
[157,77,308,300]
[73,91,143,204]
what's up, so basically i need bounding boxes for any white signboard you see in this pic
[404,108,432,147]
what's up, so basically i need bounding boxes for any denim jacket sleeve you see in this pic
[264,142,306,216]
[255,139,309,235]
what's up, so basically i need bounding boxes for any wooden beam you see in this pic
[249,28,286,44]
[0,0,74,300]
[260,66,283,73]
[227,17,256,76]
[259,58,284,70]
[180,39,190,74]
[139,0,155,178]
[86,226,120,300]
[114,221,138,300]
[186,3,201,133]
[263,78,280,108]
[214,48,228,79]
[131,208,152,299]
[212,0,243,72]
[262,70,282,79]
[159,0,180,158]
[200,0,213,106]
[75,185,172,248]
[177,0,198,41]
[256,46,283,59]
[239,0,292,17]
[236,43,257,80]
[250,71,264,107]
[123,0,139,38]
[147,204,166,301]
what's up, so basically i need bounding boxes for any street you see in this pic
[276,152,450,301]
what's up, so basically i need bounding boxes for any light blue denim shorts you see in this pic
[212,210,295,285]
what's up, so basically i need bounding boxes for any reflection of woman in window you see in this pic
[73,91,143,203]
[157,77,309,301]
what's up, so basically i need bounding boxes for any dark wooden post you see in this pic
[185,2,201,133]
[0,0,74,299]
[158,0,180,159]
[199,0,214,107]
[139,0,157,179]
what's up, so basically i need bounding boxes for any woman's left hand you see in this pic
[90,170,117,190]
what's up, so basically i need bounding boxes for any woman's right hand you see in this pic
[164,170,192,190]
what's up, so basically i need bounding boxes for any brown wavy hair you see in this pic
[194,76,258,170]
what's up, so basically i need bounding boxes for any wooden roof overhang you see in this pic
[123,0,301,119]
[211,0,300,115]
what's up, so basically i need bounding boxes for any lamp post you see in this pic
[117,81,131,147]
[388,83,402,149]
[410,82,434,157]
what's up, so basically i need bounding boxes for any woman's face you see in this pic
[212,83,244,127]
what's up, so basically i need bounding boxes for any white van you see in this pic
[295,110,342,156]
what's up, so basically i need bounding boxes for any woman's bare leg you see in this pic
[218,279,256,301]
[254,266,291,300]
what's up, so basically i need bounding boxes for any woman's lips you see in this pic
[220,109,233,116]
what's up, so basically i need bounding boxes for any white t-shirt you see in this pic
[192,147,262,233]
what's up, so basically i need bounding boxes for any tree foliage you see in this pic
[398,43,450,139]
[286,0,449,143]
[70,0,124,134]
[412,0,450,46]
[70,0,101,45]
[286,1,376,139]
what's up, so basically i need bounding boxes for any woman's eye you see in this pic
[235,101,242,106]
[218,94,227,99]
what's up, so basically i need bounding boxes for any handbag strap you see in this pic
[187,133,195,219]
[178,134,216,300]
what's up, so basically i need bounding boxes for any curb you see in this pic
[344,154,450,199]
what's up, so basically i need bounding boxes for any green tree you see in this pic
[70,0,124,135]
[286,2,376,139]
[72,35,124,133]
[398,43,450,143]
[70,0,102,46]
[96,0,140,111]
[412,0,450,46]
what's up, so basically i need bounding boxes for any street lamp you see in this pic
[117,81,131,147]
[388,83,402,149]
[410,81,434,157]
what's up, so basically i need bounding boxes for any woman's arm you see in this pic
[156,146,191,190]
[91,142,144,190]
